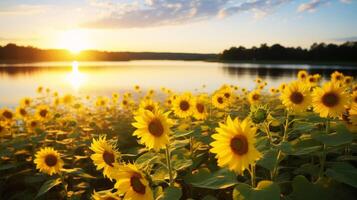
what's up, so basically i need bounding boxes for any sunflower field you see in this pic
[1,70,357,200]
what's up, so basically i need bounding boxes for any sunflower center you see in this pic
[20,109,27,116]
[130,173,146,195]
[217,97,224,104]
[196,103,205,113]
[322,92,339,107]
[3,111,13,119]
[144,105,154,112]
[45,154,58,167]
[224,93,231,98]
[39,109,48,118]
[230,135,248,155]
[0,125,4,132]
[102,151,115,167]
[336,75,342,80]
[252,94,260,101]
[148,119,164,137]
[31,121,37,127]
[179,100,190,111]
[123,100,128,105]
[354,96,357,103]
[290,92,304,104]
[25,100,30,105]
[309,77,316,83]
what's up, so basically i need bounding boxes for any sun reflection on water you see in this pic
[66,61,87,91]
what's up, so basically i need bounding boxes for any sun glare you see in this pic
[58,30,90,54]
[66,61,87,90]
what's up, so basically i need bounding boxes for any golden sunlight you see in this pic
[58,30,90,54]
[66,61,87,90]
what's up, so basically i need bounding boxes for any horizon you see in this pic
[1,0,357,53]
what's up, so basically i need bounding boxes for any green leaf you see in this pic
[233,180,280,200]
[0,163,21,171]
[289,175,330,200]
[290,137,321,155]
[325,162,357,188]
[312,125,353,146]
[184,168,238,189]
[257,149,278,170]
[173,130,194,138]
[157,186,182,200]
[35,178,62,199]
[135,152,161,168]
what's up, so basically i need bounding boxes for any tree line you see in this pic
[220,42,357,62]
[0,43,216,62]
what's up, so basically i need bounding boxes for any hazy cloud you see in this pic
[297,0,329,13]
[83,0,292,29]
[339,0,352,3]
[0,4,50,16]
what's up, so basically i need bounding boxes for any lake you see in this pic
[1,60,356,107]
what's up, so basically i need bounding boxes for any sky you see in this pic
[0,0,356,53]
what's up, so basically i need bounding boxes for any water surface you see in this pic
[1,60,356,107]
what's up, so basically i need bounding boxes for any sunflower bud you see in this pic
[250,107,268,124]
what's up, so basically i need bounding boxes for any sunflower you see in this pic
[16,106,28,119]
[212,92,229,109]
[193,95,209,120]
[219,86,235,103]
[95,96,109,107]
[27,119,40,133]
[297,70,308,81]
[279,83,287,92]
[113,163,153,200]
[90,135,120,179]
[306,75,318,88]
[92,190,120,200]
[37,86,43,93]
[138,99,159,113]
[312,82,349,118]
[34,147,64,175]
[280,81,311,112]
[20,97,32,107]
[62,94,75,105]
[248,90,261,105]
[344,76,353,86]
[35,105,51,120]
[1,108,14,121]
[210,116,261,174]
[331,71,344,84]
[0,122,7,136]
[172,93,194,118]
[351,91,357,107]
[132,110,173,151]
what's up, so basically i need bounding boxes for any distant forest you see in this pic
[220,42,357,62]
[1,42,357,64]
[0,43,216,62]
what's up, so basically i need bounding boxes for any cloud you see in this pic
[0,4,50,16]
[297,0,328,13]
[339,0,352,3]
[82,0,292,29]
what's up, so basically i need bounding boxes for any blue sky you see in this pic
[0,0,356,53]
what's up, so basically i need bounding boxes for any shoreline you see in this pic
[0,59,357,67]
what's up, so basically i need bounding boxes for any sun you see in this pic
[58,29,90,54]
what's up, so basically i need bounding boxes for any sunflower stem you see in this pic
[271,112,289,181]
[250,165,256,188]
[59,172,68,199]
[319,117,330,179]
[165,144,174,187]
